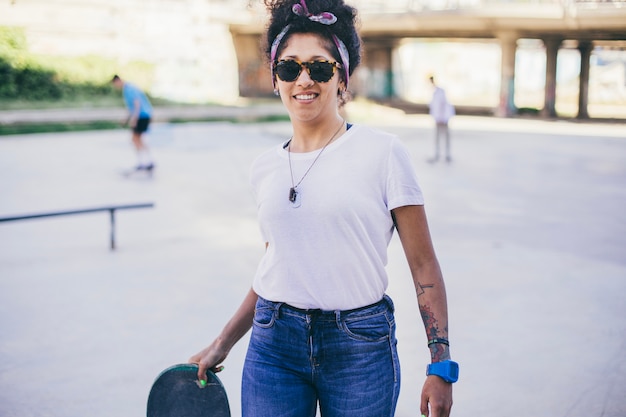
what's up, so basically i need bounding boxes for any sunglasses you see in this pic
[274,59,341,83]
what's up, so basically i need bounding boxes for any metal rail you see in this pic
[0,203,155,250]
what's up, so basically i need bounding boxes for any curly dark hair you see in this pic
[263,0,361,82]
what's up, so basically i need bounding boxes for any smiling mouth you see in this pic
[294,93,318,100]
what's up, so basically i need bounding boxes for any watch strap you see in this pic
[426,360,459,383]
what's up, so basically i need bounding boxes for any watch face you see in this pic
[449,361,459,381]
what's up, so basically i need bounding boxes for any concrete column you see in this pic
[496,32,518,117]
[360,40,396,100]
[577,40,593,119]
[542,37,561,118]
[230,32,273,97]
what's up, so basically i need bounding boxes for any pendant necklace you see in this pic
[288,119,345,208]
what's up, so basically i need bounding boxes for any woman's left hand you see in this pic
[420,375,453,417]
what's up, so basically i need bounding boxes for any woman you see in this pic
[190,1,456,416]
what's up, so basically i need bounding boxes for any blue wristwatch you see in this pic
[426,360,459,383]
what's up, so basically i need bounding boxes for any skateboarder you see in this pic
[111,75,155,172]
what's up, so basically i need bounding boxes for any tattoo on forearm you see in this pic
[420,304,439,339]
[416,283,434,297]
[430,343,451,362]
[420,304,450,361]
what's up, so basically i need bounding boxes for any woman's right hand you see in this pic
[189,339,229,382]
[188,287,259,382]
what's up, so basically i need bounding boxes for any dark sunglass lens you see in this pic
[276,61,302,81]
[308,61,335,82]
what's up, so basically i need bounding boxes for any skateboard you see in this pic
[147,363,230,417]
[121,165,155,179]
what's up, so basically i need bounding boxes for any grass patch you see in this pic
[0,97,120,111]
[0,113,291,136]
[0,121,119,136]
[0,95,183,111]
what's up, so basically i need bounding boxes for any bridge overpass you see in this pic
[1,0,624,118]
[230,0,626,118]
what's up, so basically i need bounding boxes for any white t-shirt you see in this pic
[429,86,455,123]
[250,124,424,310]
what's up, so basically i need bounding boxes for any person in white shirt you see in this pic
[428,75,455,163]
[190,1,456,416]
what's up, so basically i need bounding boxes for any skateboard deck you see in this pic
[121,166,154,178]
[147,363,230,417]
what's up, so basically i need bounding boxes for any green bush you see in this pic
[0,26,151,104]
[15,64,63,100]
[0,57,17,97]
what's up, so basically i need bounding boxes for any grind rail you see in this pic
[0,203,155,250]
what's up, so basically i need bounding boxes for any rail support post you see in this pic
[109,209,116,250]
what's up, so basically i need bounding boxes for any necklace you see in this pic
[288,119,345,207]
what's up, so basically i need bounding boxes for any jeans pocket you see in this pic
[253,305,276,329]
[340,311,390,342]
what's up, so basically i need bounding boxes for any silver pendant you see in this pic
[289,187,301,208]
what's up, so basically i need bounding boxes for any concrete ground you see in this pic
[0,104,624,417]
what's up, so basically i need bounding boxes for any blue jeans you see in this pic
[242,295,400,417]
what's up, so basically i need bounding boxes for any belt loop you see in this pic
[383,294,395,313]
[275,302,284,319]
[334,310,342,328]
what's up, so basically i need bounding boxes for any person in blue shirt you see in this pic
[111,75,155,171]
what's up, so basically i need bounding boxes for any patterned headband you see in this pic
[270,0,350,89]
